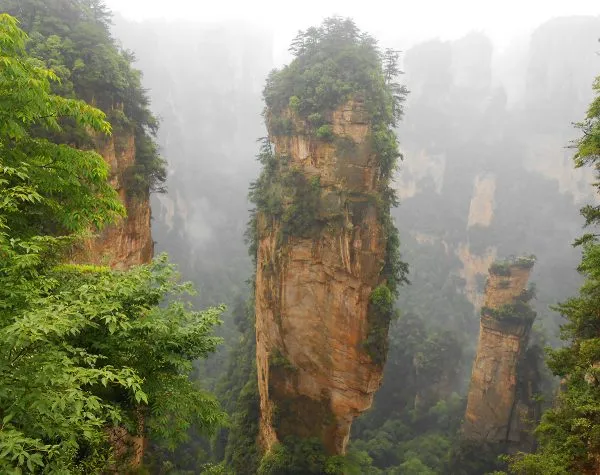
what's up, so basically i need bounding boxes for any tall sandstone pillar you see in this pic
[463,257,539,448]
[254,98,392,455]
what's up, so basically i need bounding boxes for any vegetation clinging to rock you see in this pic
[489,255,536,276]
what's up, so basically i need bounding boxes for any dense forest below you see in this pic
[0,0,599,474]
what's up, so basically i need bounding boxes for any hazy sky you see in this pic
[105,0,599,52]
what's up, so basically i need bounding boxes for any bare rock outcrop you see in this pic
[70,132,153,269]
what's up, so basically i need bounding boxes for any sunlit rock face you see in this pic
[463,261,538,448]
[255,99,389,455]
[70,132,153,269]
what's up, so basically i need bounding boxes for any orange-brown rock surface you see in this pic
[255,99,390,455]
[70,132,153,269]
[462,259,538,446]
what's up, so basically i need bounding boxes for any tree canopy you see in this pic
[0,0,167,196]
[508,71,600,475]
[0,14,225,472]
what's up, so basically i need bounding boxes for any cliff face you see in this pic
[71,132,153,269]
[462,260,538,448]
[255,99,388,455]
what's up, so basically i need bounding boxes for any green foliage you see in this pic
[248,138,323,246]
[224,376,260,472]
[224,377,261,474]
[201,461,234,474]
[269,349,297,371]
[489,261,512,276]
[280,171,322,240]
[288,95,300,111]
[0,11,122,285]
[263,16,406,180]
[265,17,376,117]
[573,75,600,228]
[352,310,465,474]
[489,255,536,276]
[509,243,600,473]
[247,139,285,252]
[265,17,406,126]
[0,256,227,472]
[481,302,537,323]
[382,218,410,296]
[2,0,167,196]
[371,284,394,309]
[399,456,437,475]
[316,124,334,141]
[516,284,537,303]
[268,116,294,136]
[364,285,396,364]
[0,15,225,472]
[447,439,507,475]
[221,299,261,474]
[506,73,600,474]
[69,258,227,446]
[257,437,371,475]
[333,135,357,158]
[514,255,537,269]
[308,112,325,127]
[372,125,402,182]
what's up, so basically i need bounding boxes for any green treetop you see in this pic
[0,0,166,196]
[574,74,600,236]
[263,16,408,183]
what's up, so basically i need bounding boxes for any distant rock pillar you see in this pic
[462,257,539,448]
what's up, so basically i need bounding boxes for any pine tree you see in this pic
[509,71,600,475]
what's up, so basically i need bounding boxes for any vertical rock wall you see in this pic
[463,259,538,447]
[255,99,389,455]
[71,132,153,269]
